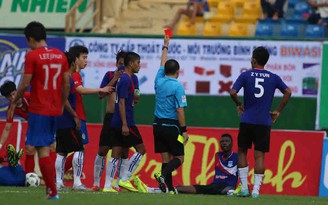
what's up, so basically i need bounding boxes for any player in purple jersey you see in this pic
[92,51,141,192]
[102,52,146,193]
[176,133,238,195]
[55,52,85,191]
[230,46,291,198]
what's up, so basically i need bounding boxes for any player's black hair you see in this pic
[221,133,233,143]
[69,45,89,60]
[116,50,126,63]
[124,52,140,67]
[252,46,270,66]
[0,81,16,97]
[24,21,47,42]
[164,59,180,75]
[64,51,75,68]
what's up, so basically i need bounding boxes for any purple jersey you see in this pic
[213,152,238,188]
[232,69,288,126]
[111,73,135,128]
[57,77,77,129]
[100,71,139,90]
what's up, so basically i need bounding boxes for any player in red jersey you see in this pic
[9,21,70,200]
[0,81,36,172]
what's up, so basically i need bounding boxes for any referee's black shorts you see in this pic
[238,123,271,152]
[56,128,84,154]
[99,113,113,147]
[153,117,184,157]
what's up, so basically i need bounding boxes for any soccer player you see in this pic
[153,35,188,194]
[230,46,291,198]
[0,81,34,173]
[103,52,146,193]
[92,51,140,192]
[0,144,25,186]
[55,52,85,191]
[9,21,70,200]
[65,45,112,172]
[135,134,238,195]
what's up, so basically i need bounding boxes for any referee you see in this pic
[153,35,189,194]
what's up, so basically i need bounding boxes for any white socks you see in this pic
[55,155,66,185]
[115,158,129,187]
[238,166,249,191]
[73,151,84,186]
[93,154,105,187]
[253,174,264,195]
[121,152,143,182]
[104,157,119,189]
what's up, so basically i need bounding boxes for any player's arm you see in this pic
[62,72,70,107]
[12,74,32,105]
[0,123,12,150]
[270,87,292,123]
[64,100,81,130]
[119,98,129,136]
[76,85,113,95]
[230,89,244,116]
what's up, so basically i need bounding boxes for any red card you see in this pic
[164,29,173,38]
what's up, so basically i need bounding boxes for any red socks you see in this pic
[64,154,74,172]
[25,154,35,173]
[39,156,57,197]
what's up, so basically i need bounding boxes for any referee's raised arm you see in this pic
[160,35,170,66]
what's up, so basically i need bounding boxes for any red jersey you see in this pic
[6,92,30,123]
[24,47,69,116]
[71,72,86,121]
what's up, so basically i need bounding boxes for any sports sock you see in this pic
[25,154,35,173]
[39,156,57,197]
[64,154,74,172]
[117,158,129,183]
[104,157,119,189]
[55,155,66,184]
[122,152,143,181]
[252,174,264,195]
[162,159,181,191]
[73,151,84,186]
[50,150,57,162]
[93,154,105,187]
[238,166,249,191]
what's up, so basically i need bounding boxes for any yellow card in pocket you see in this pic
[177,134,184,144]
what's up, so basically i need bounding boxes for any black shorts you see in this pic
[99,113,113,147]
[153,118,184,157]
[56,128,84,154]
[194,183,232,195]
[238,123,271,152]
[109,126,143,147]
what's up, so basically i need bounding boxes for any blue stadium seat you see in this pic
[288,0,299,8]
[280,24,300,37]
[285,18,307,26]
[255,23,273,37]
[294,2,310,15]
[305,25,325,38]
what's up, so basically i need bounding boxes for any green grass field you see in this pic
[1,187,328,205]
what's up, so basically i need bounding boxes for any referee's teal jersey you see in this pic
[154,66,187,120]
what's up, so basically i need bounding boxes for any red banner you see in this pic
[1,121,324,196]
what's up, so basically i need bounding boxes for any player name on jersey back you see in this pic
[251,72,270,78]
[39,53,63,60]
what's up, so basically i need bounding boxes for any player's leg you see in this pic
[252,125,271,198]
[55,129,67,190]
[103,128,122,192]
[27,113,58,199]
[25,145,35,173]
[115,147,129,188]
[118,126,145,192]
[237,123,252,196]
[93,113,112,190]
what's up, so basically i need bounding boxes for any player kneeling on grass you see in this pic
[134,134,238,195]
[0,144,25,186]
[55,52,87,191]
